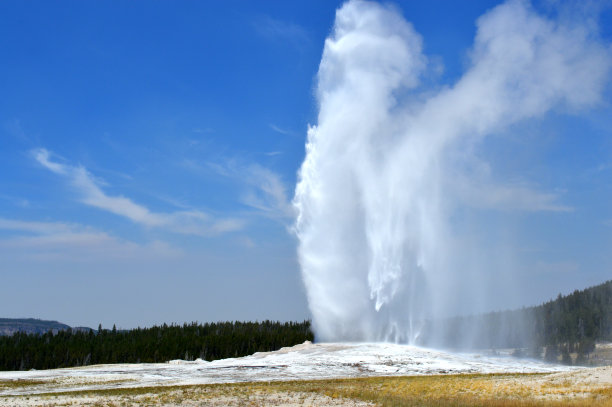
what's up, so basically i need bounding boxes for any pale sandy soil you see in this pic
[531,366,612,401]
[1,368,612,406]
[1,343,609,406]
[543,365,612,387]
[491,366,612,401]
[0,389,374,407]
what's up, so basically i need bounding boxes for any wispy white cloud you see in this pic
[34,148,68,175]
[0,218,75,235]
[180,156,293,219]
[585,162,612,175]
[253,15,310,46]
[451,175,573,212]
[192,127,214,134]
[0,194,31,208]
[206,159,294,219]
[446,151,573,212]
[32,148,244,236]
[0,218,181,261]
[475,184,572,212]
[269,124,295,137]
[240,164,294,218]
[237,236,256,249]
[4,118,30,143]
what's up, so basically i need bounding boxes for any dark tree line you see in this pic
[0,320,313,371]
[2,281,610,371]
[418,280,612,362]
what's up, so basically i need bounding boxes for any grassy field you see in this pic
[2,370,612,406]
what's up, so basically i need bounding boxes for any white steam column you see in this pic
[294,0,611,343]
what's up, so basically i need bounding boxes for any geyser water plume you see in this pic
[294,0,612,343]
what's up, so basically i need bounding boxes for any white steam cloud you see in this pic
[294,0,611,342]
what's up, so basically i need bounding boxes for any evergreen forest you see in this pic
[1,280,611,371]
[0,320,313,371]
[419,280,612,363]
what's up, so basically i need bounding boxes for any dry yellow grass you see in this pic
[2,371,612,406]
[0,379,48,389]
[295,373,612,406]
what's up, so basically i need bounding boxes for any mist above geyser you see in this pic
[293,0,612,343]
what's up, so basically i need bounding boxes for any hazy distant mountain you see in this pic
[0,318,88,336]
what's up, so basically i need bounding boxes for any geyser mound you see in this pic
[293,0,612,343]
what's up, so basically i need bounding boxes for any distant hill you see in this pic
[0,318,80,336]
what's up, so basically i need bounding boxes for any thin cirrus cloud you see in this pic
[252,15,310,46]
[449,172,573,213]
[205,159,294,220]
[0,217,181,262]
[32,148,244,236]
[240,164,294,218]
[0,218,75,235]
[269,124,295,137]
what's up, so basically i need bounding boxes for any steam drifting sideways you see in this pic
[293,0,612,343]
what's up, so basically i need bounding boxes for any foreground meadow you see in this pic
[1,367,611,406]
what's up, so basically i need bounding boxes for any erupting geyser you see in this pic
[294,0,611,342]
[293,0,612,343]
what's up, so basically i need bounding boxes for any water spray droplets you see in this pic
[294,0,612,343]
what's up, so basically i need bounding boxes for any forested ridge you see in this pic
[1,280,611,371]
[0,318,72,336]
[0,320,313,371]
[420,280,612,363]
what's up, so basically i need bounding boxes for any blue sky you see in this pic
[1,0,612,329]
